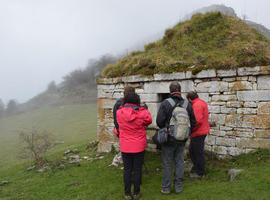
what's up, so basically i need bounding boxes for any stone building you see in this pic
[97,66,270,157]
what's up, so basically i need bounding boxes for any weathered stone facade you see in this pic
[97,66,270,157]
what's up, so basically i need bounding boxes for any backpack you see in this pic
[166,98,190,141]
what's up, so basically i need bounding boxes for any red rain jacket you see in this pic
[191,98,210,138]
[117,103,152,153]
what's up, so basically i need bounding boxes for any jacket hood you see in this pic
[118,104,140,122]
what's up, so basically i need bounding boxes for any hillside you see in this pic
[0,104,97,170]
[102,12,270,78]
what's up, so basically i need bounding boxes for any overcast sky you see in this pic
[0,0,269,103]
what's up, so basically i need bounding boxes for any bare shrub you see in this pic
[19,128,55,168]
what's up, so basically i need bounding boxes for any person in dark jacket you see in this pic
[187,91,210,178]
[156,81,196,194]
[113,86,135,135]
[117,93,152,200]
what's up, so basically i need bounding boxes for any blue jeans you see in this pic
[161,142,185,192]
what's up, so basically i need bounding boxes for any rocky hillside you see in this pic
[102,12,270,78]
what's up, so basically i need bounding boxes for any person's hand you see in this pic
[141,102,148,109]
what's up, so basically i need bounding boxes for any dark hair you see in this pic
[124,93,140,105]
[169,81,181,93]
[123,86,135,97]
[186,91,198,100]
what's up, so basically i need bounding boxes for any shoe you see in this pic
[190,172,204,179]
[175,188,183,194]
[161,189,171,194]
[124,194,132,200]
[133,193,141,200]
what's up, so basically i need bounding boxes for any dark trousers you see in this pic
[122,151,144,195]
[189,135,206,176]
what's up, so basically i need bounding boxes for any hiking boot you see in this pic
[133,193,141,200]
[161,189,171,194]
[124,194,133,200]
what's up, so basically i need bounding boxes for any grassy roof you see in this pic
[102,12,270,78]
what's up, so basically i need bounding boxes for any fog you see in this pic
[0,0,269,103]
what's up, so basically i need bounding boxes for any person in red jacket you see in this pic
[187,91,210,178]
[117,92,152,200]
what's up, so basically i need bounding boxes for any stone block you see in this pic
[229,81,253,91]
[154,72,185,81]
[220,126,233,131]
[258,102,270,114]
[180,80,195,92]
[237,90,270,101]
[197,93,209,102]
[210,101,226,106]
[237,108,257,114]
[205,135,216,145]
[209,105,221,113]
[225,114,243,127]
[242,114,270,129]
[237,66,261,76]
[236,138,270,149]
[217,69,237,77]
[210,129,226,136]
[248,76,257,82]
[252,83,257,90]
[231,128,254,138]
[212,94,237,101]
[227,101,242,108]
[227,147,242,156]
[222,77,236,82]
[195,69,216,78]
[243,102,257,108]
[139,93,159,103]
[220,107,237,114]
[210,114,226,126]
[196,81,228,93]
[258,75,270,90]
[236,76,248,81]
[144,82,170,93]
[213,146,227,155]
[146,103,159,128]
[216,137,236,147]
[255,129,270,139]
[122,75,154,83]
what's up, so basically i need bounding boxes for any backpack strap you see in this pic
[181,99,189,109]
[166,98,176,108]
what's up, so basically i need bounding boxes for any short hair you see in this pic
[169,81,181,93]
[124,93,141,105]
[123,86,135,97]
[186,91,198,100]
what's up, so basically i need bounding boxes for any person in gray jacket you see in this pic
[156,81,196,194]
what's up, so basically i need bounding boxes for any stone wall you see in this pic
[97,66,270,157]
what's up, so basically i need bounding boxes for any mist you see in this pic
[0,0,269,103]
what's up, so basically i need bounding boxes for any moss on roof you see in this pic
[102,12,270,78]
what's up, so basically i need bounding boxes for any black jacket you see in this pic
[113,98,124,130]
[156,95,196,143]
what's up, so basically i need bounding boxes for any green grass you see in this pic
[0,104,97,171]
[1,104,270,199]
[102,12,270,78]
[1,147,270,200]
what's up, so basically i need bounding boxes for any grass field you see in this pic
[0,104,97,171]
[1,103,270,199]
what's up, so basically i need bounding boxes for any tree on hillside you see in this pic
[6,99,18,115]
[0,98,5,118]
[47,81,57,93]
[62,54,118,90]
